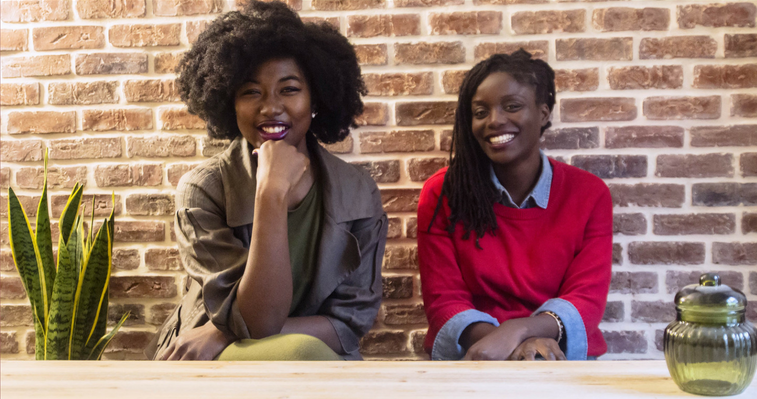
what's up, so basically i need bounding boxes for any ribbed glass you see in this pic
[664,318,757,396]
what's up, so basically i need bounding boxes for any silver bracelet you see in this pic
[540,311,564,344]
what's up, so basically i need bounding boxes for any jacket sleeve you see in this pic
[174,166,252,340]
[318,204,387,357]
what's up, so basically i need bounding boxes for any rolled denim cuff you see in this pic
[431,309,500,360]
[533,298,588,361]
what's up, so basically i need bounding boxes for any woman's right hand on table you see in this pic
[254,139,309,200]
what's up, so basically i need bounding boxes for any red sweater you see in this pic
[418,159,613,357]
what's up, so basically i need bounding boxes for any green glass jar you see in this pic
[664,273,756,396]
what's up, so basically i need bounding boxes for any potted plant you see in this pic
[7,152,127,360]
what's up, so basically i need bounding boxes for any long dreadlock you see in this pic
[428,49,556,248]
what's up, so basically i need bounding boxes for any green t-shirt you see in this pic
[287,180,323,315]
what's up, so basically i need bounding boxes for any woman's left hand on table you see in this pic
[508,337,566,361]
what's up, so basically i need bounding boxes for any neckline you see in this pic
[491,159,561,220]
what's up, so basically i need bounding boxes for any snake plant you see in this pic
[7,151,127,360]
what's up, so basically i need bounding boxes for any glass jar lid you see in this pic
[675,273,747,323]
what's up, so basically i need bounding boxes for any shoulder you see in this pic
[550,159,610,198]
[419,167,448,206]
[176,156,224,209]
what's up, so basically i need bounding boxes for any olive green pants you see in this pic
[216,334,343,361]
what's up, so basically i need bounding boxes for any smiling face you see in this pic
[470,71,550,170]
[234,58,313,154]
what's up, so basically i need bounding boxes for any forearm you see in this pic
[281,316,344,355]
[237,187,293,338]
[462,314,559,349]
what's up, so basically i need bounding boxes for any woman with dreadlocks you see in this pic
[144,1,387,361]
[418,50,612,361]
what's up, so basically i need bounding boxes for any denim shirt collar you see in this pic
[489,150,552,209]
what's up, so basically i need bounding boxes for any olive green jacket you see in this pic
[145,136,388,360]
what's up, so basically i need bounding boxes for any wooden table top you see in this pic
[2,360,755,398]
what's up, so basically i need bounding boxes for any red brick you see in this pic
[725,34,757,58]
[386,217,402,239]
[752,273,757,296]
[381,189,420,212]
[355,103,388,126]
[743,213,757,234]
[0,29,28,51]
[0,194,40,218]
[643,96,721,120]
[639,36,717,59]
[511,10,584,35]
[396,101,456,126]
[693,64,757,89]
[347,14,419,37]
[359,331,408,356]
[104,331,154,355]
[159,107,206,130]
[382,276,414,299]
[95,163,163,187]
[167,163,199,186]
[603,330,646,354]
[541,127,598,150]
[632,300,675,323]
[82,109,153,131]
[360,130,434,154]
[300,17,340,29]
[628,242,705,265]
[383,303,426,326]
[113,248,140,270]
[691,125,757,147]
[0,305,33,327]
[15,166,86,190]
[610,271,657,294]
[713,242,757,265]
[572,155,647,179]
[440,130,452,152]
[2,54,71,78]
[656,154,733,178]
[354,44,387,66]
[126,194,175,216]
[692,183,757,206]
[554,68,598,92]
[0,82,39,106]
[0,277,27,299]
[408,157,448,182]
[1,168,10,190]
[154,0,221,16]
[147,303,177,325]
[144,248,182,271]
[77,0,146,18]
[363,72,432,96]
[396,0,462,5]
[430,11,503,35]
[200,138,230,157]
[1,332,19,354]
[312,0,384,10]
[395,42,465,65]
[441,70,466,94]
[560,98,636,122]
[108,221,166,243]
[109,24,181,47]
[33,26,105,51]
[383,244,418,270]
[556,38,633,61]
[608,65,683,90]
[7,111,75,134]
[666,270,744,294]
[124,79,180,103]
[603,302,624,323]
[185,20,209,44]
[48,138,122,160]
[410,330,426,354]
[678,3,756,29]
[127,135,196,158]
[474,41,548,62]
[154,52,184,73]
[234,0,302,11]
[1,0,68,22]
[107,303,145,327]
[614,213,647,236]
[654,214,735,235]
[351,161,400,183]
[76,53,147,75]
[48,81,117,105]
[609,184,685,208]
[50,194,121,218]
[593,7,669,31]
[322,137,353,154]
[742,153,757,177]
[732,94,757,118]
[605,126,684,149]
[0,223,7,245]
[0,140,43,162]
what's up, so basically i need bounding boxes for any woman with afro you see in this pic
[418,50,612,361]
[146,1,387,361]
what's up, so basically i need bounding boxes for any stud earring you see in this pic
[311,112,317,118]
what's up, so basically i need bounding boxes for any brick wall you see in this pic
[1,0,756,360]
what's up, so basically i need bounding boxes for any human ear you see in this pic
[539,103,551,128]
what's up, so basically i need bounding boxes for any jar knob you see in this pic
[699,273,720,287]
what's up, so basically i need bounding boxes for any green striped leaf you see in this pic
[46,228,79,360]
[33,310,46,360]
[70,219,111,359]
[58,183,83,246]
[84,286,108,357]
[7,188,47,339]
[35,152,55,318]
[87,312,129,361]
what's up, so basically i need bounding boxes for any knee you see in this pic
[279,334,341,361]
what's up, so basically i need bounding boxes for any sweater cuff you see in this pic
[431,309,500,360]
[533,298,587,360]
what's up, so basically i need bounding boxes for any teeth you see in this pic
[261,125,286,134]
[489,134,515,144]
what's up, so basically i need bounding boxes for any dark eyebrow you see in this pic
[243,75,303,85]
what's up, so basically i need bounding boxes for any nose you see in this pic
[259,93,283,117]
[487,107,508,129]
